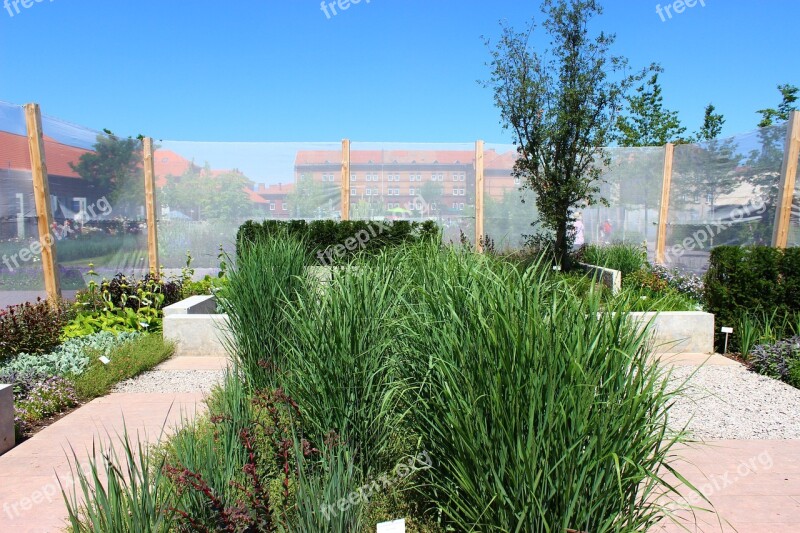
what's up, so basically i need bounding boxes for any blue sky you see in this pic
[1,0,798,144]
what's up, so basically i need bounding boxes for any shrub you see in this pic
[0,298,74,361]
[579,243,648,276]
[236,219,440,264]
[704,246,800,351]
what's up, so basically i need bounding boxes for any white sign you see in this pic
[99,356,111,365]
[721,327,734,334]
[377,519,406,533]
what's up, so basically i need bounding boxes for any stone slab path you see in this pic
[0,357,226,532]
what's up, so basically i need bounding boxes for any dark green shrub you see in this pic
[0,299,74,361]
[236,219,440,263]
[704,246,800,351]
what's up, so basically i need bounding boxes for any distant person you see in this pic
[600,219,612,243]
[572,213,585,249]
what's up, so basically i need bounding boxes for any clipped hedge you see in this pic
[236,219,440,263]
[704,246,800,346]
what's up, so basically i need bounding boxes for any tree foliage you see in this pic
[69,131,143,211]
[160,164,255,221]
[484,0,642,263]
[616,71,686,147]
[757,84,799,128]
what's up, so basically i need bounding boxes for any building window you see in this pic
[282,203,288,210]
[409,188,415,196]
[351,173,357,181]
[366,189,372,196]
[269,203,276,211]
[459,203,465,209]
[351,188,357,196]
[514,178,521,186]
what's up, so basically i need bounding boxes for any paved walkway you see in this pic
[2,353,799,532]
[0,357,225,532]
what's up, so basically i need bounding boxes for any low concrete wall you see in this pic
[163,295,218,317]
[629,311,715,354]
[0,384,13,456]
[578,263,622,295]
[163,314,229,357]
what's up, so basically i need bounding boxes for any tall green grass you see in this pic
[403,247,687,532]
[581,243,648,276]
[64,240,697,532]
[217,233,309,389]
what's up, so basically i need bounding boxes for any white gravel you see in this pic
[667,363,800,440]
[112,369,225,394]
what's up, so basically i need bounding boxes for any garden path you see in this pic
[0,356,225,532]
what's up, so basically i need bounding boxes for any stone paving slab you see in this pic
[0,390,206,532]
[653,440,800,532]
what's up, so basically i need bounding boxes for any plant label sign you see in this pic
[377,519,406,533]
[99,356,111,365]
[721,327,733,334]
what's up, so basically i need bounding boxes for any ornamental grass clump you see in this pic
[404,246,688,532]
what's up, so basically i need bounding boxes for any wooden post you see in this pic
[655,143,675,264]
[772,111,800,248]
[24,103,61,302]
[475,140,485,252]
[142,138,160,275]
[341,139,351,221]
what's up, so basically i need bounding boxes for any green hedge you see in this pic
[236,219,440,263]
[704,246,800,340]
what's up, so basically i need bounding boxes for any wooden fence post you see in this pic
[475,140,485,252]
[655,143,675,264]
[24,103,61,302]
[142,137,160,275]
[772,110,800,248]
[341,139,351,221]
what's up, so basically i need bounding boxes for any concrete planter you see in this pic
[0,384,14,456]
[629,311,714,354]
[163,296,229,357]
[162,294,715,358]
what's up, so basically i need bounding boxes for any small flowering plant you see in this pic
[14,376,79,434]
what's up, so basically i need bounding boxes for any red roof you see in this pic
[296,150,477,166]
[0,131,90,178]
[153,149,194,186]
[245,188,269,204]
[256,183,295,195]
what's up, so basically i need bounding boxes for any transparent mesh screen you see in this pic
[665,124,786,272]
[592,147,665,261]
[483,144,536,250]
[789,150,800,247]
[349,142,476,246]
[0,101,47,306]
[156,141,342,269]
[42,116,148,285]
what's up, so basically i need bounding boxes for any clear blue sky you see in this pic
[1,0,798,143]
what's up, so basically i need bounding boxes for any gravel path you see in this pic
[668,363,800,440]
[112,369,225,394]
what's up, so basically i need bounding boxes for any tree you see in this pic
[747,84,800,233]
[70,130,143,214]
[673,105,742,223]
[757,84,799,128]
[286,174,339,219]
[160,164,256,221]
[484,0,641,264]
[616,71,686,147]
[695,103,724,142]
[614,72,686,239]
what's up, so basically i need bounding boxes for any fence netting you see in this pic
[42,114,149,289]
[155,141,342,270]
[3,100,800,307]
[348,142,475,246]
[0,101,47,307]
